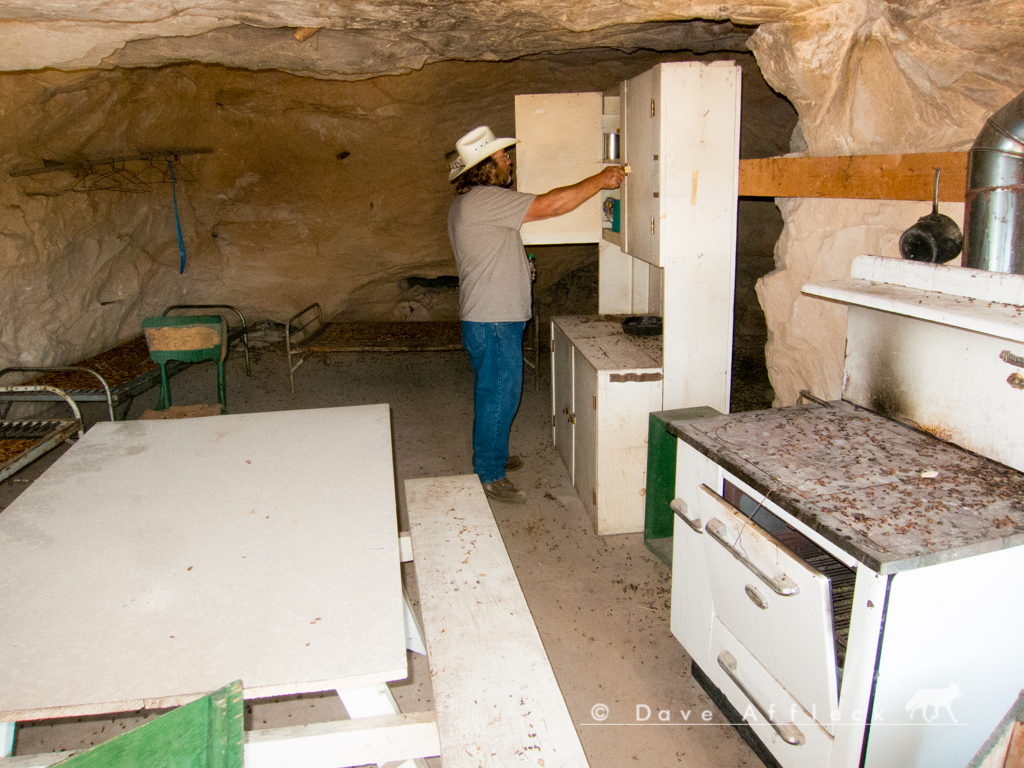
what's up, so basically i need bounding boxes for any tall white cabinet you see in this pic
[516,61,741,534]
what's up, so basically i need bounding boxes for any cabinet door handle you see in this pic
[717,652,805,746]
[670,498,702,534]
[745,584,769,610]
[705,518,799,596]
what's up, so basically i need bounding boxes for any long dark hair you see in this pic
[454,157,507,194]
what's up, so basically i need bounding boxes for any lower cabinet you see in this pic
[551,316,662,535]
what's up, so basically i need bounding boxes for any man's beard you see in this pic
[499,169,514,189]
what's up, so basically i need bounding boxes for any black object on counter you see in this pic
[622,316,663,336]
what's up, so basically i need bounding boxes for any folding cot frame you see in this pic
[0,385,83,483]
[285,301,540,393]
[0,305,250,421]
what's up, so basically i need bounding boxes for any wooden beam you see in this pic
[738,152,968,202]
[245,711,440,768]
[2,713,441,768]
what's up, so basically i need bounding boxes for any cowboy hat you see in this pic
[448,125,519,182]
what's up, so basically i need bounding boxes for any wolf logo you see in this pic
[905,683,961,722]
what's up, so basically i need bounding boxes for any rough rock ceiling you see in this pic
[102,21,754,80]
[1,2,761,76]
[4,1,1022,155]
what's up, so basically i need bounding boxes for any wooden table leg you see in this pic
[403,589,425,655]
[1,722,14,757]
[337,686,428,768]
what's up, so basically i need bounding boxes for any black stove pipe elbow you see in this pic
[963,89,1024,274]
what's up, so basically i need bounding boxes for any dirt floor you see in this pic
[0,322,772,767]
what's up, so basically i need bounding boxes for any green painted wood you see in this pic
[56,681,243,768]
[644,407,722,566]
[142,315,227,413]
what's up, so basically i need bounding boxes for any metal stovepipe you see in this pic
[963,89,1024,273]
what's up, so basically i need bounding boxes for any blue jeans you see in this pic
[461,321,526,485]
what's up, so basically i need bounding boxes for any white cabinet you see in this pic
[551,316,662,535]
[619,61,742,275]
[614,60,741,411]
[518,61,740,533]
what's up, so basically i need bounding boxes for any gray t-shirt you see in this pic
[448,185,536,323]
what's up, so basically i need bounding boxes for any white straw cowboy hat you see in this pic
[448,126,519,181]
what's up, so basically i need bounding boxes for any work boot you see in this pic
[482,477,527,505]
[505,455,524,472]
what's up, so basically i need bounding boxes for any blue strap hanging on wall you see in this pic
[168,156,187,274]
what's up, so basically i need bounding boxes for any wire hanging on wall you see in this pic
[10,149,211,193]
[11,149,211,274]
[169,158,188,274]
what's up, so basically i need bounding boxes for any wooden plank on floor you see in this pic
[738,152,968,202]
[406,475,590,768]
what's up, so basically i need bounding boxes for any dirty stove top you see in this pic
[668,402,1024,573]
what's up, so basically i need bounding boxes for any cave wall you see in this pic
[4,1,1023,403]
[0,48,793,370]
[748,6,1024,406]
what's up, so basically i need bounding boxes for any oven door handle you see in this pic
[670,498,702,534]
[718,651,806,746]
[705,518,800,596]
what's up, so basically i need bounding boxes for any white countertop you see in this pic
[553,315,663,372]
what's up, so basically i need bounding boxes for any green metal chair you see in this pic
[142,315,227,412]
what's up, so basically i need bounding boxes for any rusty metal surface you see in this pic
[294,321,464,352]
[669,402,1024,574]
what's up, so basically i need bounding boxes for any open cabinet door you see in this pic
[515,92,603,245]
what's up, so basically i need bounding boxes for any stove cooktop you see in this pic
[669,401,1024,573]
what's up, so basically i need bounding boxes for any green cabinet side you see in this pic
[644,407,722,566]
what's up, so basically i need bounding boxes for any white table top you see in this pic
[0,405,407,721]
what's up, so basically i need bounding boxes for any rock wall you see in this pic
[4,0,1023,398]
[0,49,793,370]
[748,4,1024,406]
[756,198,965,406]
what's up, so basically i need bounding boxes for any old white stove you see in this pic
[667,255,1024,768]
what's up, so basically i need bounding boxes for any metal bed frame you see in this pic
[0,385,83,482]
[0,305,251,420]
[285,303,473,393]
[285,301,541,393]
[285,303,326,393]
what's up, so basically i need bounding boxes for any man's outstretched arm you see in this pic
[523,165,626,223]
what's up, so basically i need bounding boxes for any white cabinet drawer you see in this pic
[698,484,839,725]
[668,441,720,669]
[709,618,833,768]
[670,498,713,669]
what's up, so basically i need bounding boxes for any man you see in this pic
[448,125,625,504]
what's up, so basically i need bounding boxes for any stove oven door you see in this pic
[698,484,840,728]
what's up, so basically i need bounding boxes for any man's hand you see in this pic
[596,165,626,189]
